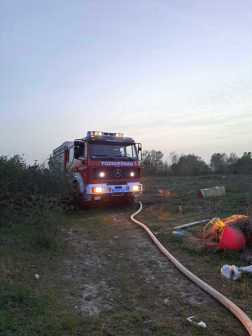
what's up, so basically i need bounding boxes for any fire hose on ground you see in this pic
[130,202,252,335]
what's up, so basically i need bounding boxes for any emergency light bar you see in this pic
[87,131,124,137]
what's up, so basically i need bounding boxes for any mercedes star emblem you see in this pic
[114,168,122,177]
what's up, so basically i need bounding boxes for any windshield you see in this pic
[89,143,138,161]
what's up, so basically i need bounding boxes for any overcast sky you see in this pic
[0,0,251,164]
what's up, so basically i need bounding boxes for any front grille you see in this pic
[106,181,128,185]
[92,167,140,180]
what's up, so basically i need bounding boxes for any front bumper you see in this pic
[84,182,142,201]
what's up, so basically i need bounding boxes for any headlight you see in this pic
[99,172,105,177]
[130,172,135,177]
[132,185,141,191]
[92,187,103,193]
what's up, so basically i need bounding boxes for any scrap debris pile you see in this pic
[203,215,252,251]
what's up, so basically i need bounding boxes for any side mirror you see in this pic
[137,143,142,161]
[74,146,79,159]
[74,140,80,146]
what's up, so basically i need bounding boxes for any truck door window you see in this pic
[78,143,84,157]
[126,145,137,158]
[76,142,86,158]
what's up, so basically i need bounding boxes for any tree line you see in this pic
[141,150,252,176]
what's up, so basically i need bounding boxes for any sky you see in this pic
[0,0,251,164]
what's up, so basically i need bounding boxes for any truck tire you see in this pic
[73,182,87,210]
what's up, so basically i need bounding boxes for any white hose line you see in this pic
[130,202,252,335]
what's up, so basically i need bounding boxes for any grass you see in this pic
[0,283,53,335]
[1,174,252,335]
[0,212,101,336]
[135,175,252,334]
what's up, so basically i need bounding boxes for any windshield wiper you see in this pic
[113,155,133,161]
[92,154,115,160]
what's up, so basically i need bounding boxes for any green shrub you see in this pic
[0,155,71,244]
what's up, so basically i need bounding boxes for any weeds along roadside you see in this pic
[0,154,72,243]
[0,155,80,335]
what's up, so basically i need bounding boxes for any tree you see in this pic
[169,151,179,164]
[171,154,208,176]
[141,150,164,175]
[210,153,228,174]
[226,152,238,173]
[161,160,170,175]
[235,152,252,174]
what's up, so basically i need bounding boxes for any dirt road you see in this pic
[57,207,247,335]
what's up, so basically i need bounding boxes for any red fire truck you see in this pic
[49,131,143,207]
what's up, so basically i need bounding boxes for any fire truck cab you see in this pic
[49,131,143,206]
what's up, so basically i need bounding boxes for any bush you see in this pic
[0,155,71,247]
[170,154,209,176]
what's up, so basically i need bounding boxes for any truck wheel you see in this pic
[73,182,87,210]
[74,192,87,210]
